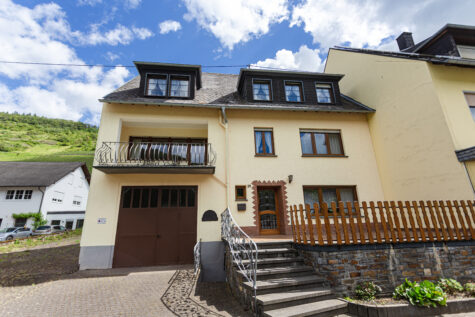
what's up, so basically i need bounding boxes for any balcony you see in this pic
[93,141,216,174]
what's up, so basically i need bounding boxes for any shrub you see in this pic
[438,278,463,294]
[393,279,447,307]
[354,281,382,301]
[464,283,475,296]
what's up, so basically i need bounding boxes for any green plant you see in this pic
[464,283,475,296]
[12,212,47,229]
[393,279,447,307]
[438,278,463,294]
[354,281,382,301]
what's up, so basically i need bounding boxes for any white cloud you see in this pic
[253,45,325,72]
[105,51,120,62]
[290,0,475,51]
[124,0,142,9]
[0,0,131,124]
[159,20,182,34]
[83,24,153,45]
[182,0,289,50]
[78,0,102,6]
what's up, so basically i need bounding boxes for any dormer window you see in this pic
[252,79,271,101]
[146,75,167,96]
[170,75,190,97]
[316,83,334,104]
[284,81,303,102]
[145,74,190,98]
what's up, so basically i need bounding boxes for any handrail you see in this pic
[95,141,216,167]
[221,208,258,314]
[193,239,201,275]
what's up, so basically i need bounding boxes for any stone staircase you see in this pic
[235,241,350,317]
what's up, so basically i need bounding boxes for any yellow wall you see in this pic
[428,65,475,150]
[81,104,227,246]
[325,49,474,200]
[225,109,385,228]
[82,102,385,246]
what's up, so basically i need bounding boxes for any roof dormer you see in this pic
[236,68,344,106]
[134,61,202,99]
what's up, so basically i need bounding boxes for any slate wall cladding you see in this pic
[296,241,475,296]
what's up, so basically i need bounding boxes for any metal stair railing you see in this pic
[221,208,258,314]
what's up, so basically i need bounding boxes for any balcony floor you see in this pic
[93,165,215,174]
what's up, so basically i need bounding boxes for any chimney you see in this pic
[396,32,414,51]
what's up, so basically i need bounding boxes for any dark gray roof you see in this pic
[455,146,475,162]
[331,47,475,68]
[403,24,475,53]
[0,162,89,187]
[100,72,374,113]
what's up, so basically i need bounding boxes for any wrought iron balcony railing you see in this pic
[95,141,216,169]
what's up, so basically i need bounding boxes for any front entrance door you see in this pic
[257,188,280,235]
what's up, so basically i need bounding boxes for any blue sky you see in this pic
[0,0,474,125]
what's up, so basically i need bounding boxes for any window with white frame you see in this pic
[73,196,82,206]
[52,191,64,203]
[23,190,32,199]
[14,190,24,200]
[465,93,475,122]
[5,190,14,200]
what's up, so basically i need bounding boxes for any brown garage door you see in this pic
[113,186,197,268]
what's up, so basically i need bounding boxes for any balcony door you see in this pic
[128,137,207,165]
[257,188,281,235]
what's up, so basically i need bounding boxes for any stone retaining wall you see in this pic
[296,241,474,296]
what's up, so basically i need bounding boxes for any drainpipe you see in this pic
[462,162,475,197]
[219,107,230,206]
[37,186,45,215]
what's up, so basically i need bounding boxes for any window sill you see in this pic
[301,155,348,158]
[236,199,248,202]
[255,154,278,157]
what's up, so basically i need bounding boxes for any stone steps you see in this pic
[230,239,347,316]
[262,299,348,317]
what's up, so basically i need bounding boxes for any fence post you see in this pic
[313,203,324,246]
[305,204,315,246]
[353,202,366,244]
[322,203,332,245]
[338,202,349,244]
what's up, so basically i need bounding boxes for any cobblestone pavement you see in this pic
[0,266,250,317]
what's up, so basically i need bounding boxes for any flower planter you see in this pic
[346,298,475,317]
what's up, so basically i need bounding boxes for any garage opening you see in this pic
[113,186,197,268]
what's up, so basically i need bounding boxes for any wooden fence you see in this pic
[289,200,475,245]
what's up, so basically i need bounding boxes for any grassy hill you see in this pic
[0,112,98,172]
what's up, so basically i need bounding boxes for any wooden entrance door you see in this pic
[257,188,280,235]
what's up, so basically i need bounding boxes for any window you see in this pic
[14,190,24,200]
[316,83,334,104]
[73,196,82,206]
[303,186,357,214]
[52,191,64,203]
[235,186,247,200]
[252,79,271,101]
[146,74,167,96]
[465,93,475,122]
[300,130,344,156]
[146,74,190,98]
[458,45,475,59]
[254,128,275,156]
[76,219,84,229]
[169,75,189,97]
[5,190,14,200]
[24,190,32,200]
[14,217,27,227]
[51,220,61,226]
[284,81,303,102]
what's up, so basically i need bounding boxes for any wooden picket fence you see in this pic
[289,200,475,245]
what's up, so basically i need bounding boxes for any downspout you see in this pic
[219,107,230,206]
[38,186,46,220]
[462,162,475,197]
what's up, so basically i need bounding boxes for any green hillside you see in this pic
[0,112,98,172]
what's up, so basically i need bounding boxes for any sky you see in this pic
[0,0,474,125]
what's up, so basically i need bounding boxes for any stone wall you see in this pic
[296,241,474,296]
[224,244,256,312]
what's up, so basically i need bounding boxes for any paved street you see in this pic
[0,265,250,317]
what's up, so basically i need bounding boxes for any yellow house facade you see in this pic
[325,24,475,201]
[79,63,385,279]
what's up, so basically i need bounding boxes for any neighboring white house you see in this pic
[0,162,90,230]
